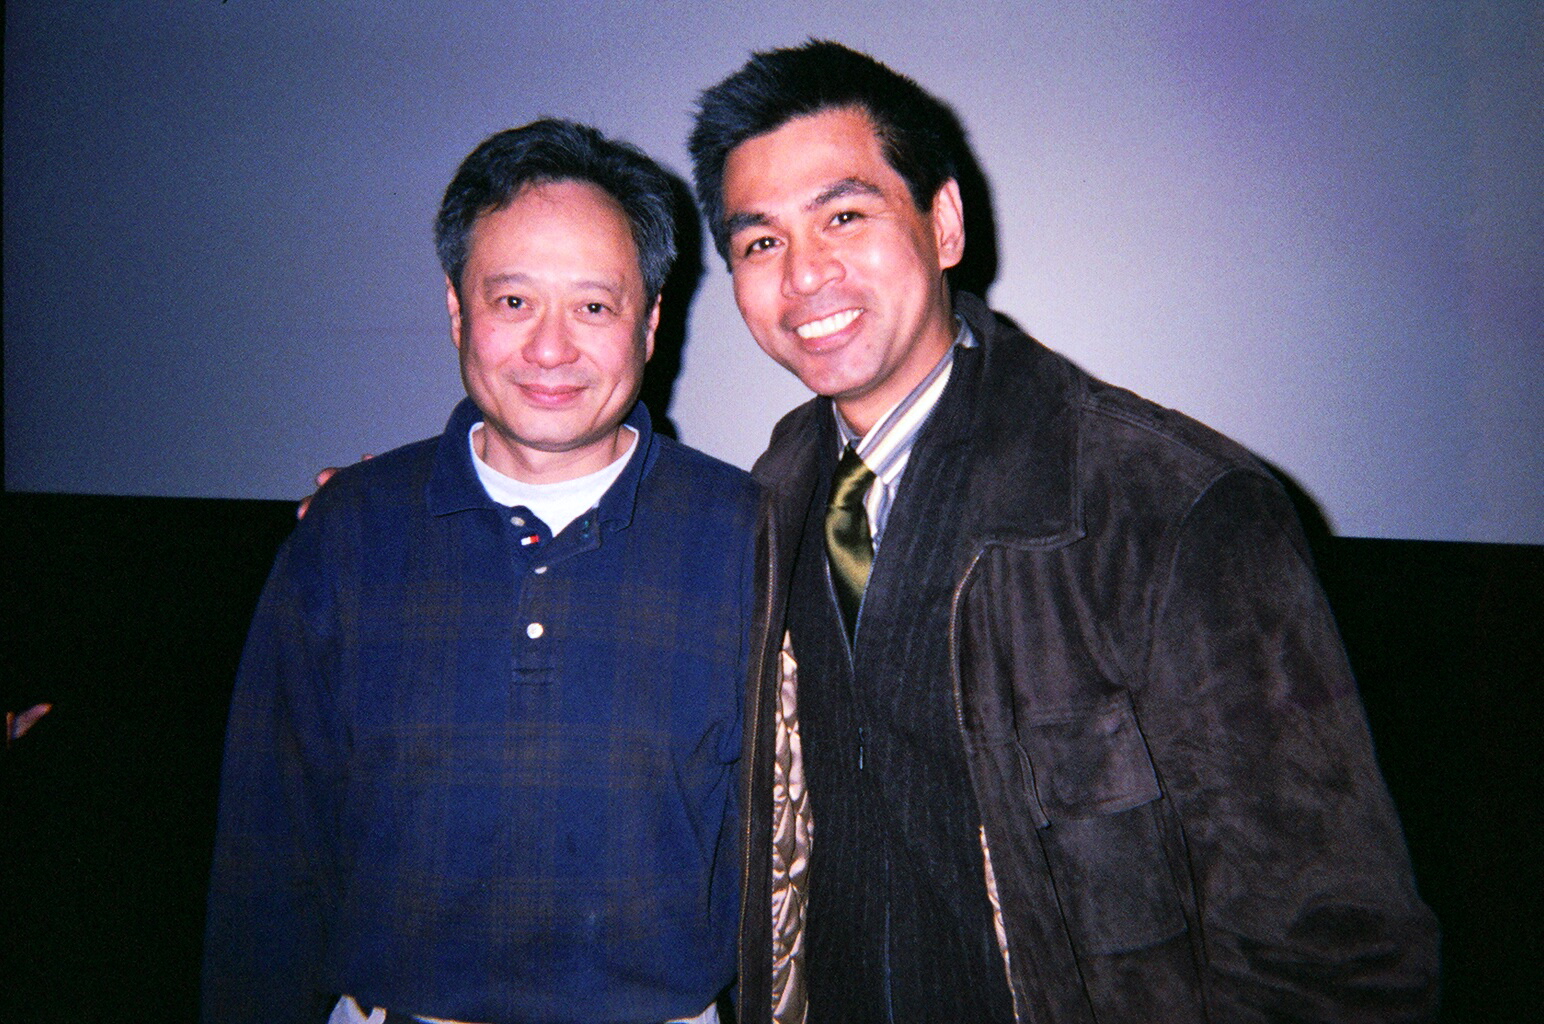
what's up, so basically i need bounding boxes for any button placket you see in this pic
[506,506,557,681]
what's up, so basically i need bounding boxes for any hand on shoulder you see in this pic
[296,455,374,520]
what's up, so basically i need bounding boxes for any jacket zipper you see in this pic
[948,547,1025,1024]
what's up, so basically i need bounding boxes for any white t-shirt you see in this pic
[467,422,637,536]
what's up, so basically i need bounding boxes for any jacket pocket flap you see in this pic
[1017,700,1160,821]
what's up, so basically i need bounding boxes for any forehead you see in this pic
[468,179,643,280]
[722,107,898,211]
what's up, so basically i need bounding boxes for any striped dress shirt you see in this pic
[833,318,978,549]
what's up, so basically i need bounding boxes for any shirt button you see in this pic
[526,622,544,639]
[533,565,548,575]
[511,515,525,526]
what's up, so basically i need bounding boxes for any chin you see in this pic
[799,366,868,401]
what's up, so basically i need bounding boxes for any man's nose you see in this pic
[783,236,843,297]
[523,311,580,367]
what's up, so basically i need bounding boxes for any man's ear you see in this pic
[445,276,464,351]
[642,298,660,362]
[932,179,965,272]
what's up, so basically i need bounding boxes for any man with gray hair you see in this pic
[204,119,751,1024]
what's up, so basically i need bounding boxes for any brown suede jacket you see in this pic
[738,292,1439,1023]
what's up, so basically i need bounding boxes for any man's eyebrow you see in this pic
[479,271,544,292]
[724,211,769,237]
[479,272,625,300]
[807,177,882,211]
[723,178,884,238]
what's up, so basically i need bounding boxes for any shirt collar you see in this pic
[428,397,654,530]
[835,315,977,469]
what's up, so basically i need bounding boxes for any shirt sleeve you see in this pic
[202,523,345,1024]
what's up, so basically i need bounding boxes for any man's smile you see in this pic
[794,307,863,341]
[516,381,587,406]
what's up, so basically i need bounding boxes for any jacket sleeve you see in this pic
[201,524,344,1024]
[1141,468,1439,1022]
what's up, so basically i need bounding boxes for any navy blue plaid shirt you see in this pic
[204,398,754,1024]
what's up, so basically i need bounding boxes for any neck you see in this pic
[835,306,957,436]
[474,424,634,485]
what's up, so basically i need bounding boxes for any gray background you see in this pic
[6,0,1540,543]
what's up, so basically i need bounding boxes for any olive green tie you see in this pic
[825,446,876,642]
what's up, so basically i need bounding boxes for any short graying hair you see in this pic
[435,118,676,301]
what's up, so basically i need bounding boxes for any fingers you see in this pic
[6,702,53,746]
[295,456,375,520]
[296,467,340,520]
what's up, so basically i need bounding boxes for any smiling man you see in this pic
[716,104,963,436]
[691,42,1439,1024]
[203,120,752,1024]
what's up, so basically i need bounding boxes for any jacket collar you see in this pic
[427,396,655,533]
[949,291,1085,551]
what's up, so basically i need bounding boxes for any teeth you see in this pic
[796,308,861,340]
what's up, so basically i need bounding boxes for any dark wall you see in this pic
[1313,536,1543,1018]
[2,492,1539,1021]
[2,493,296,1021]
